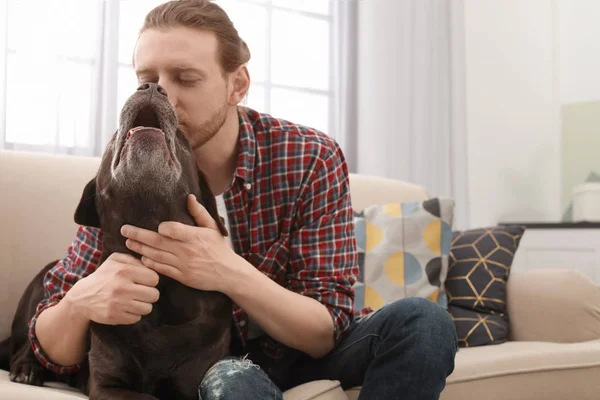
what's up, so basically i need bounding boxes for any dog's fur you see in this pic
[0,83,232,400]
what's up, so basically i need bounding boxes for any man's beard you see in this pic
[179,100,228,149]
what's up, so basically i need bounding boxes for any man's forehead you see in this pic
[133,27,219,72]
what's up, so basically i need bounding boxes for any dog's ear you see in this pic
[196,170,229,237]
[74,177,101,228]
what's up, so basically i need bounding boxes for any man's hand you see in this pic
[63,252,160,325]
[120,194,241,292]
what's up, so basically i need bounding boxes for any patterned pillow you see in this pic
[445,225,525,347]
[353,198,455,313]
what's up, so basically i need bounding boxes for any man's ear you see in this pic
[74,177,101,228]
[196,170,229,237]
[227,64,250,106]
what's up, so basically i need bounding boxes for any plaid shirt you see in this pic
[28,106,362,374]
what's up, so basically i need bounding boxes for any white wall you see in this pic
[558,0,600,215]
[463,0,562,227]
[559,0,600,104]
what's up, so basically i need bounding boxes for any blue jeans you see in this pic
[198,298,458,400]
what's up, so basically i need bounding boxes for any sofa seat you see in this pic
[0,372,86,400]
[3,340,600,400]
[441,339,600,400]
[0,372,350,400]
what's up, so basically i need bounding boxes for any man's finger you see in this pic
[108,252,144,266]
[125,239,178,266]
[125,300,153,317]
[141,256,182,281]
[188,194,218,230]
[158,221,195,242]
[121,224,173,251]
[131,285,160,303]
[125,265,160,287]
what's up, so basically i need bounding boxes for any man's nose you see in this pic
[136,82,168,97]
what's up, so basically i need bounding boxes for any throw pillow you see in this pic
[445,225,525,347]
[353,198,455,313]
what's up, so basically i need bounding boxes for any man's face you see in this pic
[133,27,230,149]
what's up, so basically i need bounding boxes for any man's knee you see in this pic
[199,356,282,400]
[380,297,458,352]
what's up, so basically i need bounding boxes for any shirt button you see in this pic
[244,183,252,191]
[239,320,247,327]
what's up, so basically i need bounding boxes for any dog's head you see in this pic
[74,82,227,258]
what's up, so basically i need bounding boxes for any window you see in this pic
[0,0,334,153]
[1,0,101,153]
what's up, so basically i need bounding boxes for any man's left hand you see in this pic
[120,194,239,292]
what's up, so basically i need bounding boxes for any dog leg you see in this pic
[6,261,59,386]
[88,331,156,400]
[0,337,10,371]
[8,341,50,386]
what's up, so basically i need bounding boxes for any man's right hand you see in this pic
[63,253,160,325]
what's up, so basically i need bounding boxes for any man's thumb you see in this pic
[188,194,218,230]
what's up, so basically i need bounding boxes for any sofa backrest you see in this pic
[0,149,429,339]
[348,173,430,211]
[0,150,101,338]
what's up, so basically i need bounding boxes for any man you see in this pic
[28,1,457,399]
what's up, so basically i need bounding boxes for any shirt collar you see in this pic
[233,106,257,185]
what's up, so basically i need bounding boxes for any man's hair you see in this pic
[141,0,251,74]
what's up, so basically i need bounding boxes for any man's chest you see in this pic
[219,183,298,285]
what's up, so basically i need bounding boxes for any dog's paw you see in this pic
[9,362,46,386]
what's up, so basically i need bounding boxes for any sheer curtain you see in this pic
[334,0,469,229]
[331,0,359,170]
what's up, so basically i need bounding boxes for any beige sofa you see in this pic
[1,149,600,400]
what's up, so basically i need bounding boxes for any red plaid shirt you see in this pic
[28,106,362,374]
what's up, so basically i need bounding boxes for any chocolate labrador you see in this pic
[0,82,232,400]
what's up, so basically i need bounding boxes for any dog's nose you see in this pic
[136,83,168,97]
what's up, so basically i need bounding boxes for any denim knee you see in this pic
[382,297,458,355]
[199,356,283,400]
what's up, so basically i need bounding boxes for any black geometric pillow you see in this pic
[445,225,525,347]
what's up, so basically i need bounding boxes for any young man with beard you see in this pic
[29,1,457,398]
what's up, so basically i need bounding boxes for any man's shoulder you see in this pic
[240,106,341,161]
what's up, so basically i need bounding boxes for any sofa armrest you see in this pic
[507,269,600,343]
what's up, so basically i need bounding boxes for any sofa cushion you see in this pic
[353,198,455,312]
[348,174,430,212]
[0,372,348,400]
[442,339,600,400]
[283,380,348,400]
[0,371,87,399]
[445,225,525,347]
[507,269,600,343]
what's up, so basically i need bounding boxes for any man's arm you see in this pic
[28,226,102,373]
[222,142,358,359]
[34,298,91,367]
[224,257,337,358]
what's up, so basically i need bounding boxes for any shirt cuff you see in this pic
[28,301,82,374]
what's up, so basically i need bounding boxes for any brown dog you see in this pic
[0,82,232,400]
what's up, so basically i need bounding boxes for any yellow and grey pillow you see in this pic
[353,198,455,312]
